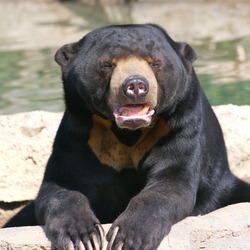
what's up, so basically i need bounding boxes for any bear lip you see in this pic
[113,104,155,126]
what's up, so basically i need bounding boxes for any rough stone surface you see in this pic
[213,105,250,182]
[160,203,250,250]
[0,226,51,250]
[0,203,249,249]
[0,111,61,203]
[0,111,61,227]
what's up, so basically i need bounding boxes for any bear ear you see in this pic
[54,42,78,68]
[177,42,197,69]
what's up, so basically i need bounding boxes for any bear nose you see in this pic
[122,75,149,99]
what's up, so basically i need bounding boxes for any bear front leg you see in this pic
[35,182,105,250]
[106,181,196,250]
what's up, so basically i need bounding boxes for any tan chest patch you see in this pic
[88,115,170,171]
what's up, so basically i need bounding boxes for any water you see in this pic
[0,1,249,115]
[195,37,250,105]
[0,49,63,114]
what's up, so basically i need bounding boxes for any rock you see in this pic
[0,203,249,249]
[0,111,61,203]
[0,226,51,250]
[0,111,61,227]
[0,105,250,227]
[213,105,250,183]
[161,203,250,250]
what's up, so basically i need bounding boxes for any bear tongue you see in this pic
[118,104,149,117]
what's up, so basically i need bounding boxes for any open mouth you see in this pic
[113,104,155,129]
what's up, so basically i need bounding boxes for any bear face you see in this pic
[55,24,196,130]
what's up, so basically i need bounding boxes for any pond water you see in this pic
[0,1,249,115]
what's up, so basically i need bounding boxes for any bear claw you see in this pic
[106,227,124,250]
[107,226,120,250]
[95,224,105,249]
[78,241,85,250]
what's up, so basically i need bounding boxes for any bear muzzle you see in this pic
[109,56,158,130]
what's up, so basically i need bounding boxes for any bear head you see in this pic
[55,24,196,130]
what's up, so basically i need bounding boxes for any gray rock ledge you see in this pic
[0,203,249,250]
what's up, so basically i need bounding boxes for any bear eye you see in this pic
[150,61,161,69]
[101,62,115,71]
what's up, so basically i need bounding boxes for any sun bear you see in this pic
[4,24,250,250]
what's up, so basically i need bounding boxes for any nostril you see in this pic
[128,83,135,91]
[123,75,149,98]
[138,82,147,92]
[127,83,136,96]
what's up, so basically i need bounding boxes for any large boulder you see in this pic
[0,111,61,226]
[0,111,61,203]
[213,105,250,182]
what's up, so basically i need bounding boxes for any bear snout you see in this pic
[108,56,158,126]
